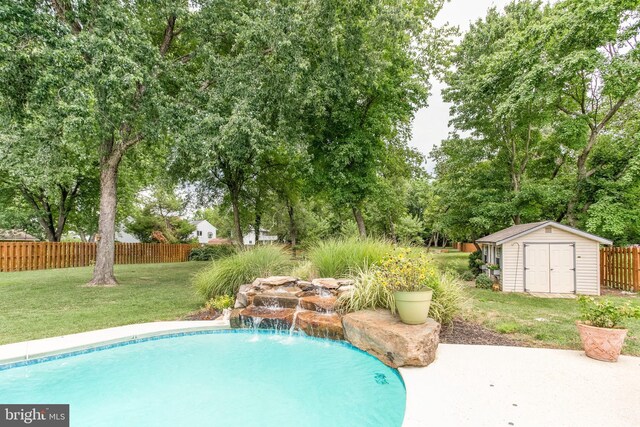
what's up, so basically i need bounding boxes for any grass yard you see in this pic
[434,252,640,356]
[0,262,209,345]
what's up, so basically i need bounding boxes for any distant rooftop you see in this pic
[0,229,39,241]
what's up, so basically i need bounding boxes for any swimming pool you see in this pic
[0,331,406,426]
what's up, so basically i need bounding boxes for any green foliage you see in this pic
[337,267,464,325]
[475,274,493,289]
[194,246,291,300]
[189,245,237,261]
[205,295,235,312]
[289,261,318,281]
[460,270,476,281]
[495,322,521,334]
[469,250,484,275]
[578,296,640,329]
[486,263,500,271]
[374,249,439,292]
[307,238,394,278]
[125,189,195,243]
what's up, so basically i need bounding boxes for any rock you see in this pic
[299,295,337,313]
[337,285,355,296]
[252,293,299,309]
[312,278,340,289]
[234,284,254,308]
[239,306,295,329]
[296,311,344,340]
[295,290,318,298]
[342,309,440,368]
[229,308,243,329]
[337,279,354,286]
[259,276,298,286]
[296,280,315,291]
[272,286,302,295]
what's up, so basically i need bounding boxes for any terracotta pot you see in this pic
[393,289,433,325]
[576,322,628,362]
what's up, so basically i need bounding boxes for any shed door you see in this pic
[550,244,574,293]
[525,245,550,292]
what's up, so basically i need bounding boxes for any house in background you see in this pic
[115,224,141,243]
[476,221,612,296]
[190,220,217,244]
[243,227,278,246]
[0,229,39,242]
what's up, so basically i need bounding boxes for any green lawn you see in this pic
[434,252,640,355]
[0,262,209,345]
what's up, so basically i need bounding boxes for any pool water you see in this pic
[0,331,406,426]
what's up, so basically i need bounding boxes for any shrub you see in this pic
[189,244,237,261]
[194,246,291,300]
[460,270,476,281]
[337,253,465,325]
[578,296,640,328]
[469,250,483,275]
[289,260,318,280]
[475,274,493,289]
[205,295,235,311]
[374,249,439,292]
[307,237,394,278]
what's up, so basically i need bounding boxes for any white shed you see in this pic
[476,221,612,295]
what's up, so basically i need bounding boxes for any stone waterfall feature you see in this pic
[230,276,354,340]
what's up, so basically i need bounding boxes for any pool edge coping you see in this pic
[0,320,230,366]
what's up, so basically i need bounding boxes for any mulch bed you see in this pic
[184,309,221,321]
[439,318,529,347]
[601,287,638,297]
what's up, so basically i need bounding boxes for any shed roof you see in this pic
[476,221,613,245]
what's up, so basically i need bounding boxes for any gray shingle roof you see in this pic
[476,221,613,245]
[476,221,549,244]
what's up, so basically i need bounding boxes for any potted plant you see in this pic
[375,249,438,325]
[576,296,640,362]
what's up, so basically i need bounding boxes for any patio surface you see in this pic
[401,343,640,427]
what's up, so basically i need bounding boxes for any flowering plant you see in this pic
[486,263,500,271]
[374,249,439,292]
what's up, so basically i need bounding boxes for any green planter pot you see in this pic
[393,289,433,325]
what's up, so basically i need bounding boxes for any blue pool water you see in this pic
[0,331,405,426]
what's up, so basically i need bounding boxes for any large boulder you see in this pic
[312,278,340,290]
[238,306,295,329]
[342,309,440,368]
[253,293,299,309]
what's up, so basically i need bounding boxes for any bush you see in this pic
[469,250,483,275]
[194,246,292,300]
[374,249,439,292]
[337,256,465,325]
[189,244,237,261]
[578,296,640,328]
[289,260,318,280]
[307,237,394,278]
[475,274,493,289]
[205,295,235,311]
[460,270,476,281]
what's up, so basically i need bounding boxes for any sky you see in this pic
[409,0,513,172]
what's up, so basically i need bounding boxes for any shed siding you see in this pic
[500,226,600,295]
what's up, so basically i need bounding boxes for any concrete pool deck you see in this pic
[401,343,640,427]
[1,324,639,426]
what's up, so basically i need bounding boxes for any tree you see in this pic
[126,188,195,243]
[22,1,195,284]
[303,0,449,237]
[529,0,640,225]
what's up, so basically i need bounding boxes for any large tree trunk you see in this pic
[287,202,297,248]
[254,213,261,245]
[388,213,397,243]
[352,206,366,238]
[231,190,243,246]
[89,163,119,286]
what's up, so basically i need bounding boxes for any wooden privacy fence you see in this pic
[0,242,196,273]
[600,247,640,292]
